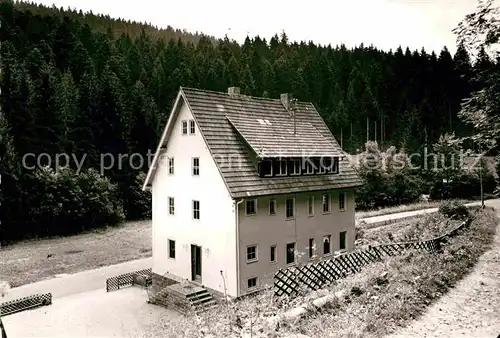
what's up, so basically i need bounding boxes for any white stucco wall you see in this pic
[151,98,237,297]
[237,190,356,295]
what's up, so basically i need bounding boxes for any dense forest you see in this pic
[0,0,498,243]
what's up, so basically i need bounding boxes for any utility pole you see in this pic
[366,117,369,143]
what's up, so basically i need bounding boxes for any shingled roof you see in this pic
[144,87,363,198]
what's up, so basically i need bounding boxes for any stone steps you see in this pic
[149,283,218,315]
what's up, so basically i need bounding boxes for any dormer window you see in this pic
[276,159,287,176]
[319,157,332,174]
[304,160,314,175]
[259,159,273,177]
[290,159,301,175]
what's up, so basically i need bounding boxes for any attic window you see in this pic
[259,159,273,177]
[256,119,266,125]
[290,159,301,175]
[276,159,287,176]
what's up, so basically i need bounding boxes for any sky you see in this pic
[31,0,483,55]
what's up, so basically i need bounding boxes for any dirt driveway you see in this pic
[387,202,500,338]
[2,287,181,337]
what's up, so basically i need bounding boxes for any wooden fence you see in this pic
[274,217,472,297]
[0,293,52,317]
[106,268,152,292]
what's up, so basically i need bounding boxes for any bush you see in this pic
[438,200,470,220]
[27,166,125,237]
[121,171,152,220]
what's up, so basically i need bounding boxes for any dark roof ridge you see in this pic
[180,86,314,105]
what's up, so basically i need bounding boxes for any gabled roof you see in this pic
[143,87,363,198]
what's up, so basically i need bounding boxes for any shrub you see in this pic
[438,200,470,220]
[27,166,125,237]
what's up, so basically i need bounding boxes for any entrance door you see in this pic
[191,245,202,282]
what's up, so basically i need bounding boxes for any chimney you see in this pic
[280,93,293,111]
[280,93,297,135]
[228,87,240,96]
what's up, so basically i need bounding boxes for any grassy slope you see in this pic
[143,208,498,337]
[0,220,151,287]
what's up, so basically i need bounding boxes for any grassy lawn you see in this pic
[144,207,498,337]
[0,220,151,288]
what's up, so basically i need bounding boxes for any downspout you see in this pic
[235,198,244,297]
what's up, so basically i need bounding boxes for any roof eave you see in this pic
[142,88,184,191]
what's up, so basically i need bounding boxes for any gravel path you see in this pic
[387,203,500,338]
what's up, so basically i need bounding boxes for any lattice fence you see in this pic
[106,268,152,292]
[274,218,472,297]
[0,293,52,317]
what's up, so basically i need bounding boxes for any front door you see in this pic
[191,245,202,282]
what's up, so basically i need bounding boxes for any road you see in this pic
[1,257,151,302]
[387,199,500,338]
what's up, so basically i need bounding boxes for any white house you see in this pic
[143,86,362,300]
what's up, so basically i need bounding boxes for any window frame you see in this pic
[189,119,196,135]
[168,239,176,259]
[181,120,188,135]
[246,244,258,263]
[247,277,258,291]
[276,159,288,176]
[323,235,331,255]
[193,200,200,220]
[269,199,277,215]
[270,245,277,263]
[286,242,296,265]
[246,199,257,216]
[192,157,200,176]
[290,159,301,175]
[307,195,315,216]
[308,238,315,259]
[168,157,174,175]
[304,160,315,175]
[322,194,331,213]
[339,231,347,251]
[168,197,175,215]
[339,192,346,211]
[285,198,295,219]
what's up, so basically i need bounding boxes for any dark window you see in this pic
[247,277,257,290]
[181,121,188,135]
[332,157,339,173]
[168,239,175,259]
[168,197,175,215]
[276,159,287,176]
[168,157,174,174]
[339,192,346,210]
[323,194,330,213]
[259,159,273,177]
[290,159,301,175]
[246,245,257,262]
[304,160,314,174]
[269,199,276,215]
[340,231,347,250]
[323,235,331,255]
[192,157,200,175]
[189,119,195,134]
[193,200,200,219]
[286,243,295,264]
[321,157,332,173]
[246,199,256,215]
[285,198,294,218]
[308,238,314,258]
[270,246,276,262]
